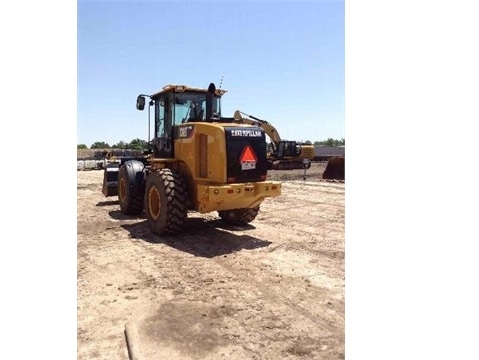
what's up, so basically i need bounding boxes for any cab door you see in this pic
[154,93,174,158]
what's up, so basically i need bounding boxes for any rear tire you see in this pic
[218,206,260,225]
[118,164,144,215]
[144,169,188,236]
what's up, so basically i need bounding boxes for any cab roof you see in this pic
[150,84,227,98]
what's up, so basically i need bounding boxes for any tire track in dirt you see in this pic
[77,215,344,358]
[123,213,345,358]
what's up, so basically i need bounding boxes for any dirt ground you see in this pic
[77,162,345,359]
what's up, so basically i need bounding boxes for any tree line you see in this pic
[77,137,345,150]
[77,138,149,150]
[309,138,345,146]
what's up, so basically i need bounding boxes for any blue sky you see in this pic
[77,0,344,147]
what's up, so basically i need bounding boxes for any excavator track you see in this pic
[271,160,310,170]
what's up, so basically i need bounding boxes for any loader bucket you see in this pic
[322,157,345,180]
[102,162,120,197]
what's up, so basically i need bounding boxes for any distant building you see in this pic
[314,146,345,161]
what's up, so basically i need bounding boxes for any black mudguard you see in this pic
[102,159,146,197]
[121,159,146,197]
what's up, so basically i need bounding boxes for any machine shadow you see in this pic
[107,210,145,221]
[96,200,119,207]
[121,218,271,258]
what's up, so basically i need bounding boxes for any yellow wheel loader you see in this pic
[102,83,281,235]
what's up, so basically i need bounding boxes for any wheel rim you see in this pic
[119,177,126,202]
[148,186,161,220]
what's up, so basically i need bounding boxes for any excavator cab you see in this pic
[277,141,300,158]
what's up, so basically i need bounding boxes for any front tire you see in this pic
[218,206,260,225]
[144,169,188,236]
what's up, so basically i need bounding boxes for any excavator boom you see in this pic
[233,110,282,145]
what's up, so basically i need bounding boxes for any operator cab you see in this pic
[277,140,301,158]
[136,83,226,158]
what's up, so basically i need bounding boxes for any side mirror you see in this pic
[136,95,146,111]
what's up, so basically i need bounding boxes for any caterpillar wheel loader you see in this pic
[232,111,315,170]
[102,83,281,236]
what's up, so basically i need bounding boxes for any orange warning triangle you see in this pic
[240,145,257,162]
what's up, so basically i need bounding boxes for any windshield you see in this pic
[174,92,221,124]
